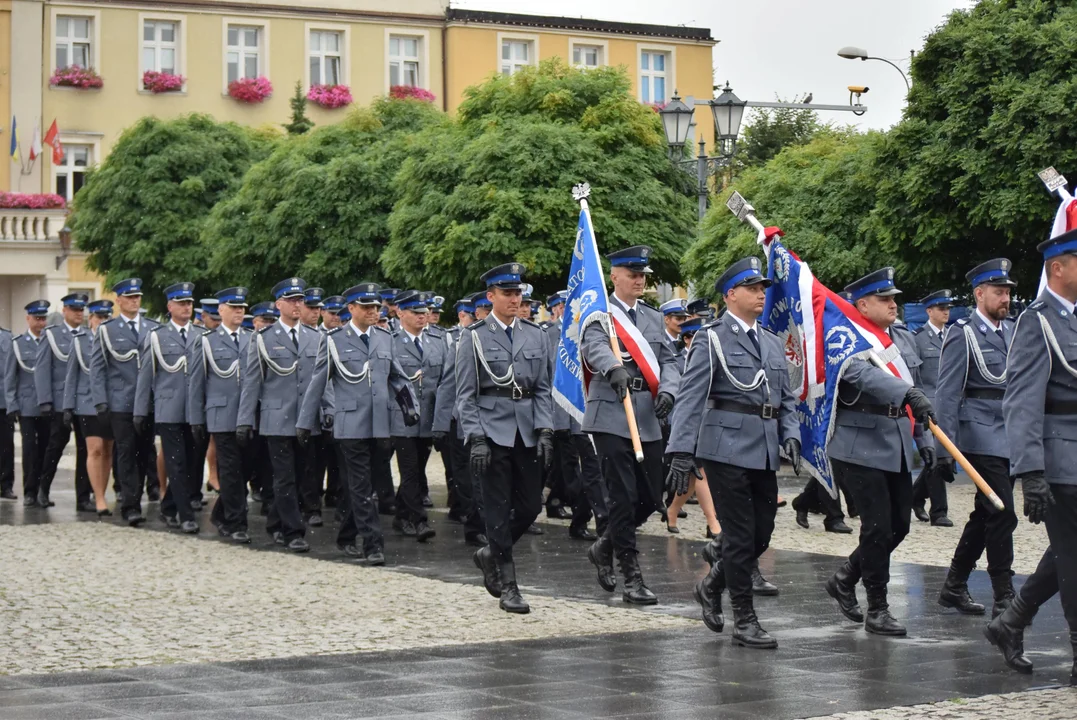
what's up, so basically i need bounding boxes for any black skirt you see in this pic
[78,413,113,440]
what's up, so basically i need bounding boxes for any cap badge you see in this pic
[750,257,760,270]
[886,268,894,280]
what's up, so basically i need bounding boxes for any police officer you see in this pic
[660,299,689,359]
[191,298,222,507]
[245,301,278,508]
[36,293,92,510]
[419,292,447,509]
[667,257,800,648]
[824,268,936,636]
[986,230,1077,681]
[0,321,14,501]
[911,289,956,526]
[457,263,554,614]
[200,299,221,331]
[250,302,277,331]
[686,298,715,322]
[92,279,160,525]
[321,296,345,332]
[581,246,679,605]
[5,300,52,507]
[189,287,252,543]
[318,295,346,508]
[296,286,328,525]
[298,282,418,565]
[135,282,199,533]
[473,293,492,322]
[380,288,401,333]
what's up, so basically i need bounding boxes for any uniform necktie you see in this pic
[231,331,238,349]
[747,327,760,355]
[129,321,137,335]
[996,327,1007,348]
[180,327,187,344]
[290,328,298,350]
[415,336,423,357]
[360,333,369,348]
[505,325,514,344]
[628,307,637,324]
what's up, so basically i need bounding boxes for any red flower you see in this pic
[389,85,436,103]
[228,76,273,103]
[50,66,103,89]
[0,192,67,210]
[307,84,353,109]
[142,71,185,93]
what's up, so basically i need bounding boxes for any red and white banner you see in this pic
[608,305,660,398]
[1038,191,1077,296]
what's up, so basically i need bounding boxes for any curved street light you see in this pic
[837,46,911,92]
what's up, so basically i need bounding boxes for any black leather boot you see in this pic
[990,571,1016,619]
[587,534,617,592]
[983,594,1035,674]
[731,596,777,649]
[693,559,725,633]
[864,585,906,636]
[751,560,779,597]
[472,546,501,599]
[498,563,530,614]
[702,532,722,566]
[825,561,864,623]
[938,564,985,615]
[619,552,657,605]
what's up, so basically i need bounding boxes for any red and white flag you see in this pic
[42,120,63,165]
[1038,189,1077,296]
[28,120,42,162]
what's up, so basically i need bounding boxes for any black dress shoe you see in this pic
[587,537,617,592]
[546,505,572,520]
[160,513,180,529]
[499,583,531,614]
[826,562,864,623]
[677,509,688,519]
[23,496,39,508]
[285,538,310,553]
[38,491,54,508]
[421,494,433,508]
[446,511,464,524]
[0,489,17,500]
[338,543,362,558]
[731,602,778,649]
[415,522,436,542]
[77,500,97,513]
[751,567,779,596]
[146,487,161,502]
[666,524,680,534]
[465,532,488,548]
[125,512,146,527]
[568,525,597,541]
[473,546,501,598]
[230,531,251,544]
[825,520,854,534]
[307,513,324,527]
[365,551,386,567]
[912,504,930,522]
[189,499,203,511]
[524,523,544,535]
[931,515,954,527]
[796,509,810,529]
[97,508,113,517]
[180,520,199,534]
[392,518,417,536]
[694,578,724,633]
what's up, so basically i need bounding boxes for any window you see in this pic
[641,50,669,104]
[226,25,261,83]
[389,35,420,87]
[573,44,603,69]
[309,30,342,85]
[55,16,92,69]
[55,145,92,202]
[143,20,178,74]
[501,40,532,76]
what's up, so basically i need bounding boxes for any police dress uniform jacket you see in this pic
[34,324,75,408]
[90,316,160,413]
[297,324,413,440]
[935,315,1012,460]
[239,320,325,438]
[580,299,679,443]
[62,330,97,416]
[0,328,13,410]
[455,315,553,449]
[134,323,196,424]
[667,316,798,469]
[390,329,449,438]
[187,326,251,433]
[913,324,946,399]
[1004,292,1077,485]
[4,332,42,417]
[827,324,931,473]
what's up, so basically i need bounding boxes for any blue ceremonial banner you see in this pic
[553,199,609,423]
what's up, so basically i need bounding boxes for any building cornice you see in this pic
[445,8,715,44]
[47,0,446,26]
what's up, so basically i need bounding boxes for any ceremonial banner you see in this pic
[1038,188,1077,296]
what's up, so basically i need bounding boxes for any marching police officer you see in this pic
[988,229,1077,681]
[321,296,345,332]
[934,262,1017,617]
[581,246,679,605]
[667,257,800,648]
[473,293,492,322]
[297,286,328,525]
[824,267,936,637]
[135,282,199,533]
[92,279,160,525]
[188,287,252,543]
[200,299,221,331]
[0,322,14,501]
[380,288,401,333]
[5,300,52,507]
[318,295,346,508]
[457,263,554,614]
[660,299,689,361]
[911,289,955,526]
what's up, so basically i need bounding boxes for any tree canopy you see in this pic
[733,99,825,172]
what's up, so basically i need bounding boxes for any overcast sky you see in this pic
[452,0,977,130]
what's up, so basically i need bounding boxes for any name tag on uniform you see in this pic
[273,345,286,350]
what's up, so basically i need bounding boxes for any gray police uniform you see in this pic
[5,330,50,501]
[35,322,90,505]
[0,327,14,497]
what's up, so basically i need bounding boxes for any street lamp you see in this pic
[659,91,695,154]
[711,82,747,158]
[837,46,910,92]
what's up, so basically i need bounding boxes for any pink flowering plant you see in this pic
[307,84,353,109]
[50,66,104,89]
[389,85,436,103]
[228,76,273,103]
[142,70,185,93]
[0,193,67,210]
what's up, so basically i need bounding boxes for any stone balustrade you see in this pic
[0,209,68,242]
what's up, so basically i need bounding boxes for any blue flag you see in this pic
[553,203,609,423]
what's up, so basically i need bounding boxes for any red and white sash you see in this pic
[608,305,660,398]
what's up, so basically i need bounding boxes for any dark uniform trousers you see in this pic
[394,436,432,525]
[1016,486,1077,631]
[300,434,328,515]
[18,416,50,498]
[575,433,610,534]
[833,458,912,588]
[335,439,384,554]
[40,414,90,503]
[793,476,846,527]
[189,432,208,503]
[158,423,198,524]
[265,436,306,541]
[252,432,274,512]
[448,423,485,538]
[325,439,342,506]
[482,432,542,565]
[440,444,454,511]
[951,454,1016,578]
[371,441,395,508]
[702,460,778,602]
[137,422,160,495]
[111,413,143,516]
[545,438,569,510]
[592,433,663,557]
[0,412,14,494]
[555,432,610,533]
[209,432,248,533]
[912,464,951,520]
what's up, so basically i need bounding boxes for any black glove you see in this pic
[938,456,956,481]
[403,409,420,427]
[783,438,802,475]
[537,428,554,470]
[1021,472,1055,525]
[191,424,206,445]
[554,429,572,441]
[665,452,697,497]
[919,445,936,470]
[903,387,935,425]
[432,430,448,452]
[376,437,392,453]
[607,366,631,402]
[95,403,110,424]
[39,402,53,417]
[236,425,253,448]
[296,427,311,448]
[322,414,334,430]
[653,391,674,420]
[133,415,149,436]
[62,410,74,430]
[470,436,491,479]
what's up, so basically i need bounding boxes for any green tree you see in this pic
[71,114,276,313]
[382,59,696,303]
[283,80,314,135]
[732,97,824,172]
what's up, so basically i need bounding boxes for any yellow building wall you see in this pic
[1,1,11,192]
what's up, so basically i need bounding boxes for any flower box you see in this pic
[50,65,103,90]
[389,85,436,103]
[307,84,353,109]
[143,70,185,93]
[228,76,273,104]
[0,193,67,210]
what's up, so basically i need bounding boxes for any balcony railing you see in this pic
[0,210,68,242]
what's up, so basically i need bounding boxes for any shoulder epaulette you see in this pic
[149,325,164,334]
[201,329,214,337]
[1027,300,1046,311]
[913,326,925,335]
[373,326,392,335]
[521,318,541,329]
[258,326,272,334]
[426,325,445,335]
[956,317,970,325]
[327,326,343,336]
[760,325,778,336]
[701,320,721,330]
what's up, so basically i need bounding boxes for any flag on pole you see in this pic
[553,190,610,423]
[28,119,42,162]
[1038,187,1077,296]
[760,232,912,496]
[8,115,19,163]
[43,120,63,165]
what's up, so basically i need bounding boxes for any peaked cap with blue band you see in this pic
[378,288,399,302]
[61,293,88,309]
[844,267,901,302]
[251,301,277,318]
[919,289,954,308]
[473,292,492,309]
[966,258,1017,288]
[716,256,771,296]
[215,287,249,306]
[547,291,568,310]
[25,300,50,316]
[304,287,325,307]
[112,278,143,297]
[394,289,430,312]
[164,282,195,301]
[322,295,346,313]
[199,298,220,319]
[1039,227,1077,259]
[271,277,306,300]
[659,298,689,316]
[455,296,475,314]
[606,245,653,274]
[430,295,445,310]
[481,262,527,290]
[345,282,382,306]
[686,298,714,319]
[88,299,114,316]
[679,317,704,336]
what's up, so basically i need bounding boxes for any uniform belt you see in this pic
[479,386,535,400]
[706,398,780,419]
[964,388,1005,400]
[844,402,904,419]
[628,376,649,392]
[1045,400,1077,416]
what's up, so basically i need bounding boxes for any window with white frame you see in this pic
[55,16,93,69]
[142,20,178,74]
[501,40,533,76]
[55,145,92,202]
[640,50,669,104]
[309,30,342,86]
[389,35,421,87]
[572,44,603,69]
[226,25,261,83]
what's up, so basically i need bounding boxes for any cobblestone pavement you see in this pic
[808,688,1077,720]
